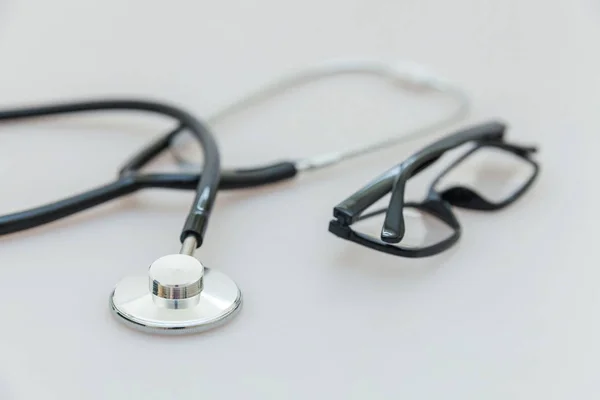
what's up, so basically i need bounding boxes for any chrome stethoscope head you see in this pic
[110,236,242,334]
[0,99,242,335]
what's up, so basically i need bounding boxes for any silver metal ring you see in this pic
[110,255,242,335]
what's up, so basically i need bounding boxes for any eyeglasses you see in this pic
[328,121,540,257]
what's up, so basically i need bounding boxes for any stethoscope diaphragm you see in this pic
[110,254,242,334]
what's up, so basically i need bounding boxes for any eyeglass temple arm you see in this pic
[332,120,506,228]
[380,121,506,243]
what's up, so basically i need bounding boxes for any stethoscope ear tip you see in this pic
[109,254,242,335]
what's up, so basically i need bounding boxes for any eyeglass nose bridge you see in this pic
[420,196,462,230]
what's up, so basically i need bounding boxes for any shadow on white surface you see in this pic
[109,310,245,343]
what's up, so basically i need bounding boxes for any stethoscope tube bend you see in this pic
[0,99,220,247]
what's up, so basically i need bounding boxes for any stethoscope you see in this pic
[0,60,470,334]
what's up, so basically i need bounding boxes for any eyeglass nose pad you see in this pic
[379,178,407,244]
[419,197,461,231]
[380,207,406,244]
[440,186,496,211]
[381,226,405,243]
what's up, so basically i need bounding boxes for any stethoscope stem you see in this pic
[180,235,198,256]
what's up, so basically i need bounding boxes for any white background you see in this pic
[0,1,598,399]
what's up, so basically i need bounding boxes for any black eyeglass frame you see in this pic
[328,121,540,258]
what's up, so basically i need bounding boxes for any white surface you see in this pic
[0,1,598,399]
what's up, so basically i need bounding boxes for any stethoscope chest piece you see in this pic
[110,254,242,334]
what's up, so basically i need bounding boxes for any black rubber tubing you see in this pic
[0,161,298,238]
[0,99,220,247]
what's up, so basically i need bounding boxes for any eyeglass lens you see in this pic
[434,145,536,204]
